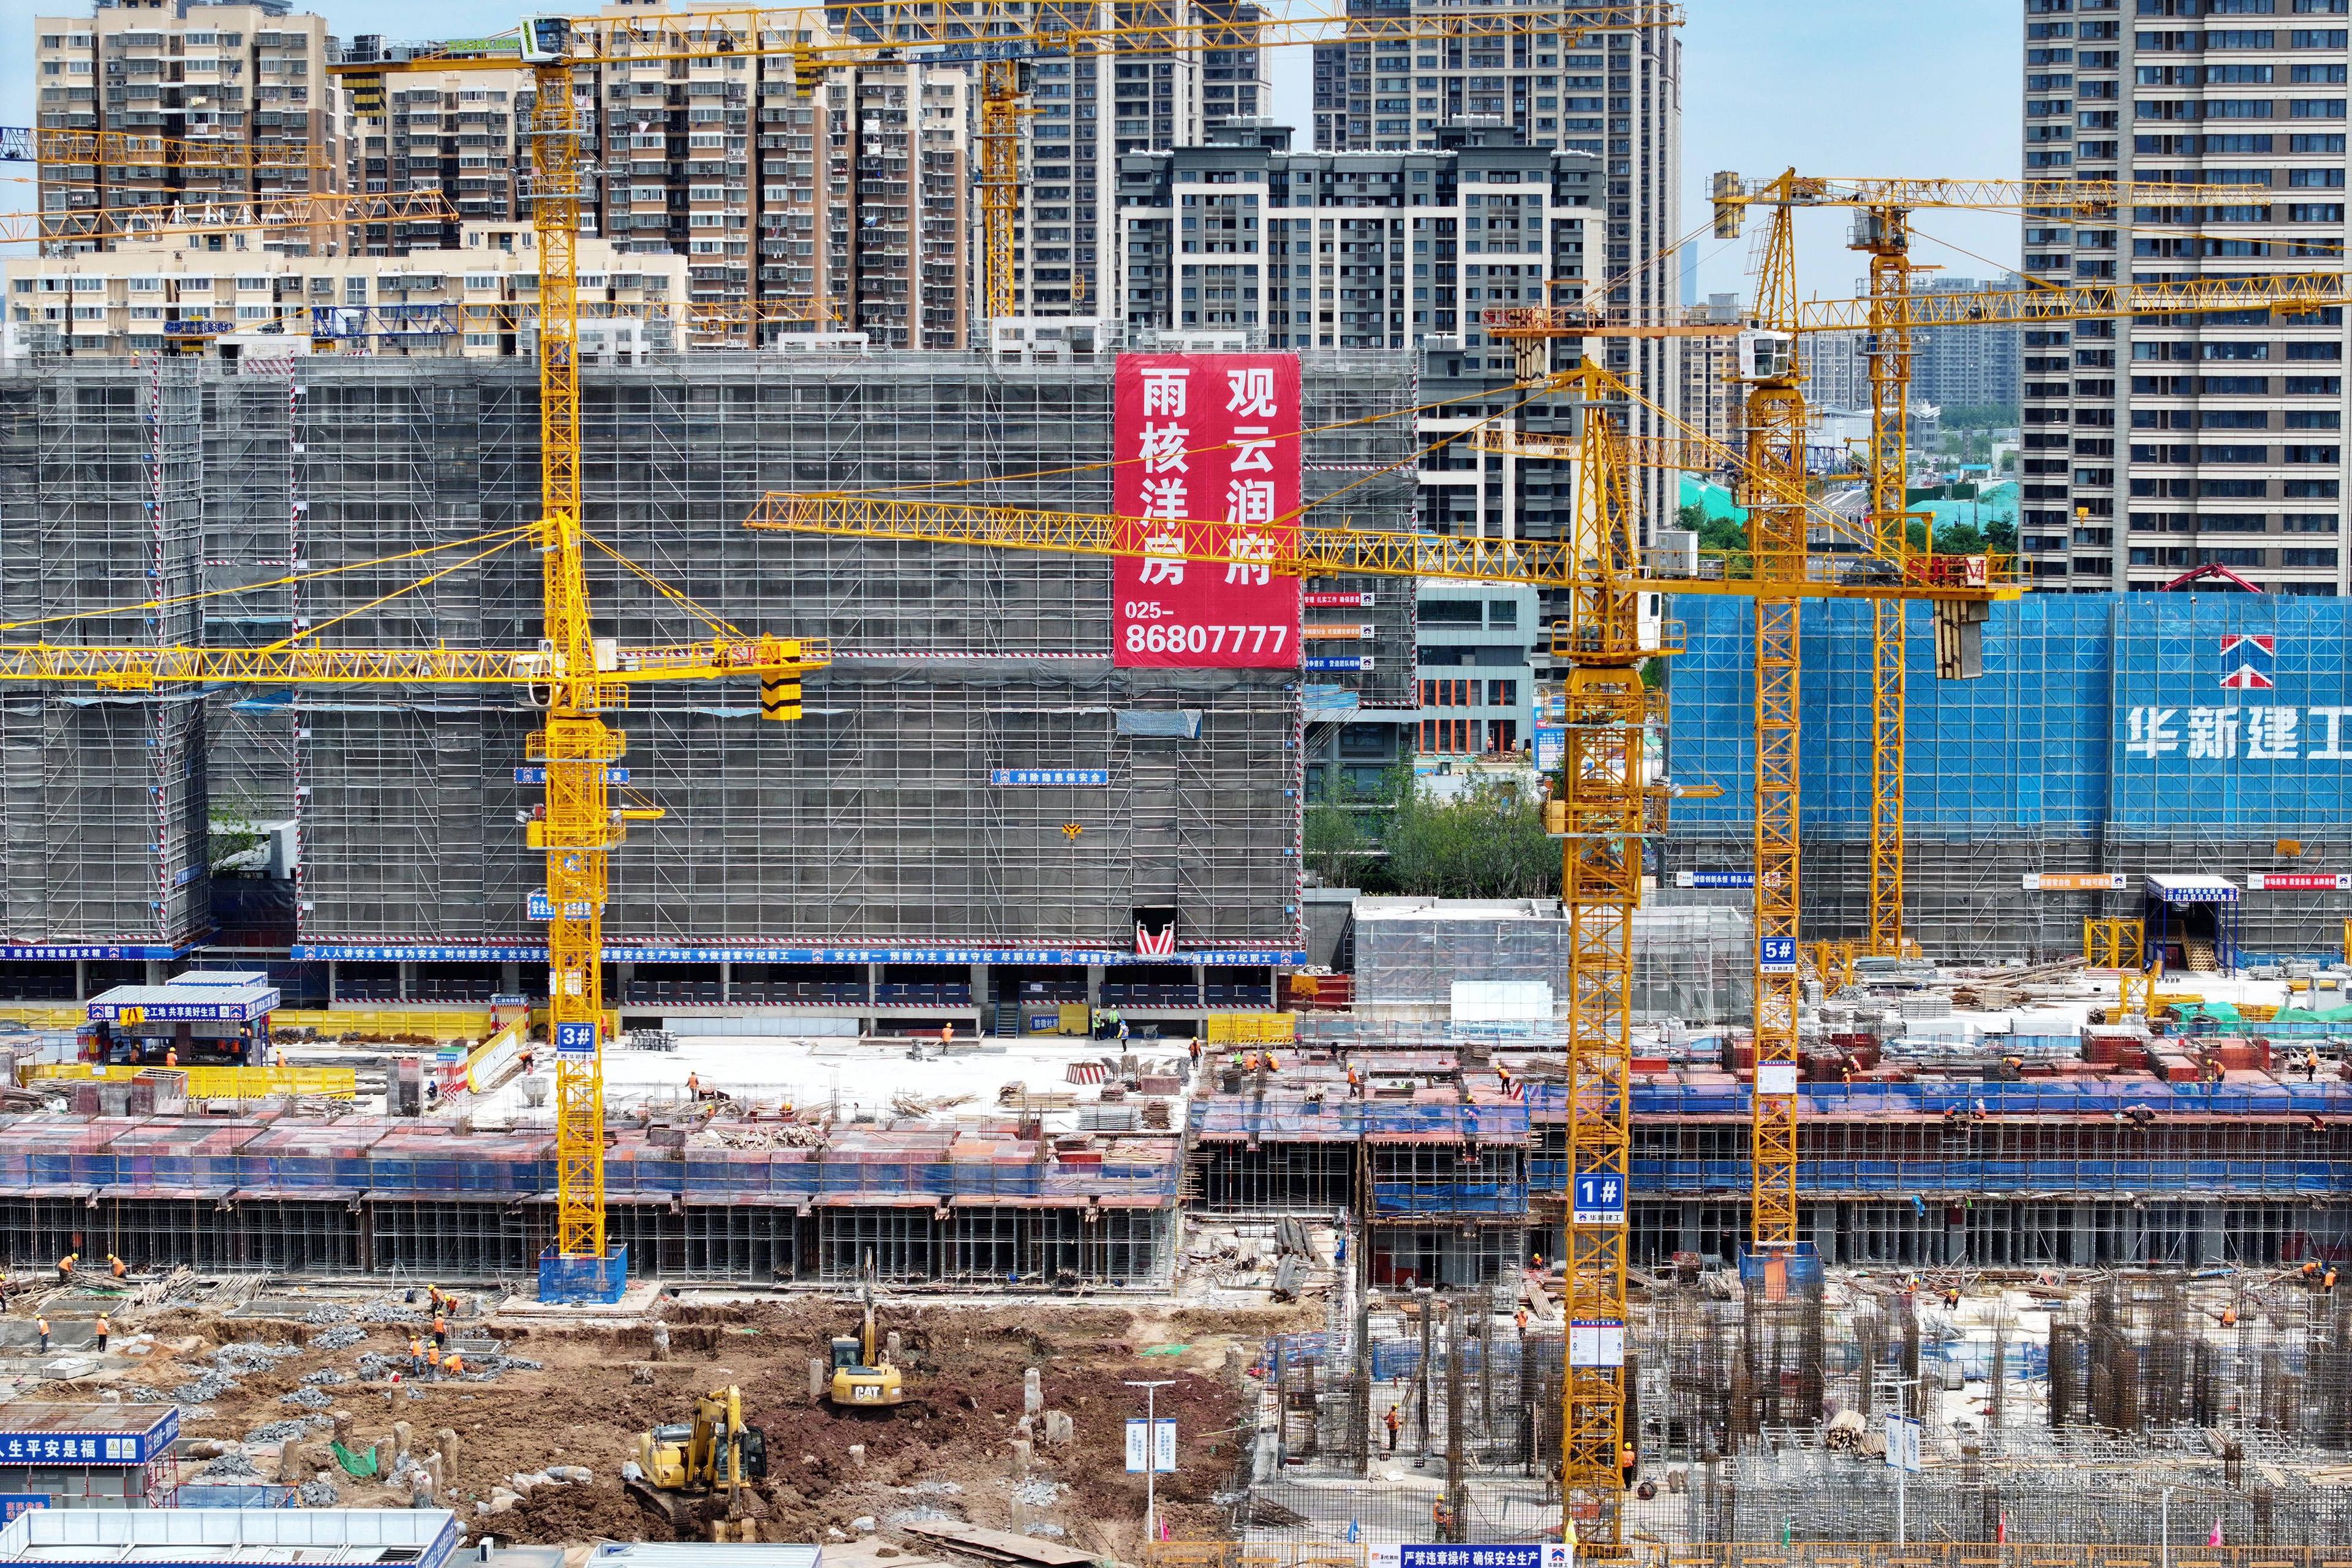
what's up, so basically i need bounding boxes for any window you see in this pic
[2285,479,2342,498]
[2200,445,2271,462]
[2200,409,2268,428]
[1486,600,1518,628]
[2293,62,2350,82]
[2286,445,2342,462]
[2201,341,2270,360]
[2283,548,2340,567]
[2291,99,2348,116]
[2285,514,2341,532]
[2199,478,2269,497]
[2290,167,2350,186]
[2288,375,2344,393]
[2291,133,2349,149]
[1420,600,1480,624]
[2201,375,2271,393]
[2288,342,2344,360]
[1487,679,1519,707]
[2285,410,2343,429]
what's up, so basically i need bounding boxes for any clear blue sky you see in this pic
[4,0,2022,298]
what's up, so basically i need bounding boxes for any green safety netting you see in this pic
[2168,1001,2244,1025]
[2274,1005,2352,1026]
[331,1441,379,1479]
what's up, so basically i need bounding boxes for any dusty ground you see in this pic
[53,1292,1313,1555]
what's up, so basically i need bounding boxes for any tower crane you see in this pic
[328,4,1679,334]
[1,96,826,1304]
[739,363,2016,1552]
[0,188,461,248]
[1490,170,2342,1256]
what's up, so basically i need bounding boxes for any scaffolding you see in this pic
[1,352,1419,957]
[0,1111,1178,1287]
[1349,900,1753,1024]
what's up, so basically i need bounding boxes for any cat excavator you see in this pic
[826,1264,907,1408]
[625,1384,769,1538]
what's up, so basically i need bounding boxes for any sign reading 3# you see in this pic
[1112,354,1302,669]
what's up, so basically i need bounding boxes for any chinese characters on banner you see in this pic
[1113,353,1303,668]
[2124,705,2352,763]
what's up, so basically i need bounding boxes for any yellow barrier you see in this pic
[1202,1011,1295,1046]
[23,1062,357,1100]
[274,1007,491,1042]
[0,1003,86,1030]
[462,1014,531,1094]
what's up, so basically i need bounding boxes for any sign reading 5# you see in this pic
[1112,354,1303,669]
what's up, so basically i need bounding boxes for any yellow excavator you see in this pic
[826,1267,907,1408]
[625,1385,769,1537]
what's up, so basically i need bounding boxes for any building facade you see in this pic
[1311,6,1681,538]
[1115,122,1596,351]
[3,223,686,361]
[2018,0,2350,594]
[1679,290,1740,451]
[32,1,342,252]
[1912,272,2026,412]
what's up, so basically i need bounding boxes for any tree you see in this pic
[1384,778,1558,899]
[1938,402,2019,431]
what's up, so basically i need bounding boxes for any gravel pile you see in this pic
[1006,1479,1065,1507]
[296,1478,341,1506]
[215,1341,302,1374]
[173,1370,238,1404]
[886,1506,962,1528]
[279,1387,334,1409]
[200,1452,261,1480]
[244,1419,317,1444]
[356,1351,408,1380]
[127,1385,165,1404]
[358,1295,426,1325]
[312,1325,368,1352]
[903,1480,965,1498]
[302,1303,353,1325]
[300,1369,350,1387]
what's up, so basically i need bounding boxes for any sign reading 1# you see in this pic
[554,1020,598,1058]
[1758,936,1797,975]
[1571,1172,1626,1227]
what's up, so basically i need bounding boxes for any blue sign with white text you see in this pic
[554,1021,598,1058]
[1572,1172,1627,1226]
[1759,936,1796,975]
[1400,1546,1542,1568]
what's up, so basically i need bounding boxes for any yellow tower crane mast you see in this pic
[1705,171,2299,963]
[4,53,827,1300]
[739,364,2018,1552]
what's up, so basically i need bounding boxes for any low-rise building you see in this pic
[2,221,686,361]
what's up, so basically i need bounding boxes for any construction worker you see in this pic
[409,1338,428,1379]
[1430,1497,1455,1537]
[108,1253,126,1280]
[165,1046,178,1068]
[1944,1287,1961,1312]
[56,1252,75,1286]
[432,1311,448,1351]
[1243,1051,1260,1073]
[1384,1403,1401,1454]
[2222,1305,2239,1328]
[94,1314,109,1353]
[1514,1308,1528,1335]
[940,1022,954,1050]
[0,1268,10,1310]
[686,1071,701,1099]
[443,1349,464,1378]
[1620,1441,1638,1489]
[2327,1266,2340,1294]
[36,1316,50,1352]
[1531,1252,1545,1273]
[1263,1051,1280,1074]
[1188,1040,1202,1066]
[1346,1065,1362,1096]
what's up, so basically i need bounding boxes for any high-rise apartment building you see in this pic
[1913,273,2026,412]
[1310,4,1681,533]
[1003,6,1268,323]
[33,1,341,254]
[341,55,529,255]
[1679,290,1740,451]
[2019,0,2349,595]
[1115,121,1596,356]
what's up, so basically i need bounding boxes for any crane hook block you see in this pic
[761,676,802,722]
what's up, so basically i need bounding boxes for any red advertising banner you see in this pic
[1112,353,1303,668]
[2247,872,2350,891]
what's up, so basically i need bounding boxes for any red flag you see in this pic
[1996,1513,2008,1544]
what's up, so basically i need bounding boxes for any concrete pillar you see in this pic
[1084,965,1102,1018]
[971,963,990,1033]
[145,959,168,986]
[2071,1202,2095,1269]
[435,1429,459,1493]
[398,961,414,1002]
[500,962,521,997]
[2201,1207,2227,1267]
[327,959,339,1003]
[74,959,89,1000]
[718,961,730,1006]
